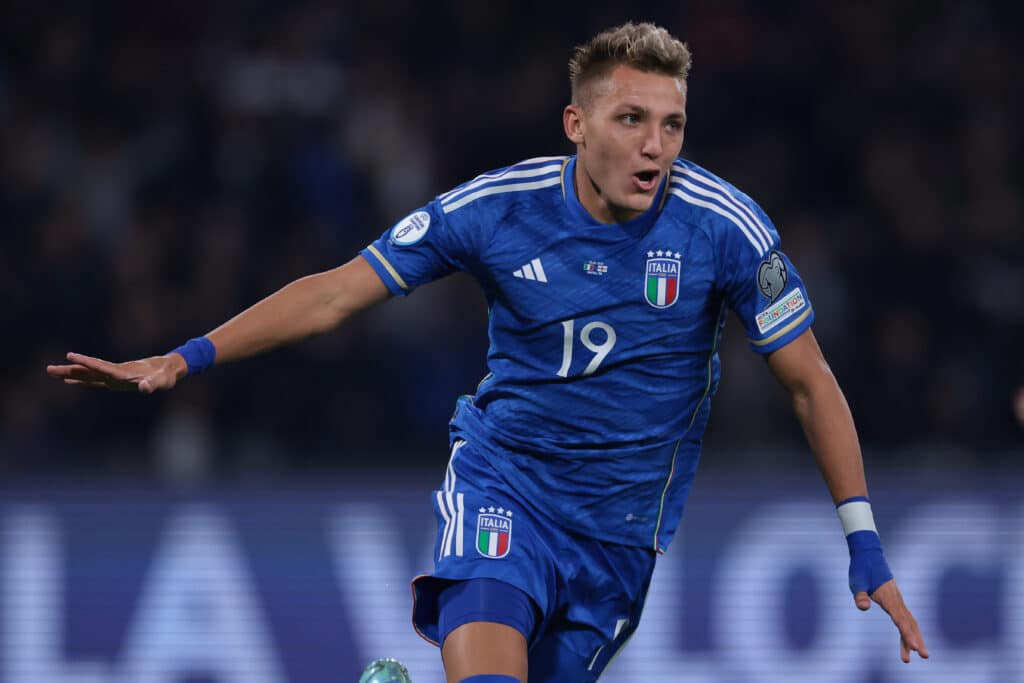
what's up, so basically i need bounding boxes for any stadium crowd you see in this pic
[2,1,1020,481]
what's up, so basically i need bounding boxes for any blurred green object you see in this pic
[359,658,413,683]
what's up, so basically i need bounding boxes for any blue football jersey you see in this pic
[361,155,814,550]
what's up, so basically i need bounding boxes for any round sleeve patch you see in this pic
[389,211,431,246]
[757,251,787,302]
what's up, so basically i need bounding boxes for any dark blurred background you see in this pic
[2,1,1021,483]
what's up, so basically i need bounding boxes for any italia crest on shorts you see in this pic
[644,250,681,308]
[476,507,513,558]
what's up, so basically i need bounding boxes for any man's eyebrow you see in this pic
[612,105,686,121]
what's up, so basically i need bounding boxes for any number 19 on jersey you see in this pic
[556,319,617,378]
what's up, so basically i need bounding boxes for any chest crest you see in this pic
[643,248,682,309]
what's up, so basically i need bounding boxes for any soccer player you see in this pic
[48,22,928,683]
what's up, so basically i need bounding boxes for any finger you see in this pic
[51,366,99,382]
[63,368,138,391]
[900,623,929,661]
[63,366,109,383]
[65,353,127,378]
[65,352,116,371]
[47,363,89,378]
[854,591,871,611]
[64,378,111,388]
[68,356,146,390]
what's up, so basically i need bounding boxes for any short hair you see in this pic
[569,22,692,108]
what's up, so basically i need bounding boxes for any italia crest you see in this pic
[476,507,513,559]
[644,249,682,308]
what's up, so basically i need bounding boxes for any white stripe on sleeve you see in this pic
[677,166,775,248]
[673,177,771,253]
[669,188,767,256]
[440,162,564,204]
[442,176,562,213]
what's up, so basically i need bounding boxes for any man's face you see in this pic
[564,65,687,224]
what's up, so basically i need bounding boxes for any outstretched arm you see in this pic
[766,329,866,503]
[47,255,390,393]
[766,328,929,663]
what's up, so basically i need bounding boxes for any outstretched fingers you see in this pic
[49,352,186,393]
[870,580,929,662]
[48,354,142,391]
[64,352,125,378]
[896,617,929,662]
[47,362,105,383]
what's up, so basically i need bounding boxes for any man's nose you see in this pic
[642,125,663,158]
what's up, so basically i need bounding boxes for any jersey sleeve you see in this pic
[359,198,480,296]
[717,199,815,354]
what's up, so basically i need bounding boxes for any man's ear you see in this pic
[563,104,585,145]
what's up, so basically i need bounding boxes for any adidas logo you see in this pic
[513,258,548,283]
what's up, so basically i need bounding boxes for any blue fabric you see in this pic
[837,495,871,506]
[458,676,521,683]
[169,336,216,375]
[362,155,813,550]
[846,529,894,595]
[438,578,537,644]
[411,439,656,683]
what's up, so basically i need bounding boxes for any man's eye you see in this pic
[621,114,640,124]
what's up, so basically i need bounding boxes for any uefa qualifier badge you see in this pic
[359,658,412,683]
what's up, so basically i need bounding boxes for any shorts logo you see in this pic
[755,288,807,334]
[389,211,431,246]
[476,507,513,559]
[644,249,681,308]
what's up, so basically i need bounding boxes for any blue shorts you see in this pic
[412,439,658,682]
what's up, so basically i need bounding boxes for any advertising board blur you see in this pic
[0,471,1017,682]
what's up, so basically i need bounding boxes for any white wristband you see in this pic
[836,499,878,536]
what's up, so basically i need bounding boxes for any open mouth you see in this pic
[633,170,660,192]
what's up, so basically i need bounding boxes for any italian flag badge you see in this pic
[644,250,681,308]
[476,509,512,558]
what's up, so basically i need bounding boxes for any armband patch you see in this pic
[755,288,806,334]
[757,250,787,301]
[390,211,431,246]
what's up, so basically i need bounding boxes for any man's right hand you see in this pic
[47,352,188,394]
[46,256,392,395]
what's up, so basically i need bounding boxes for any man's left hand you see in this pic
[855,578,930,663]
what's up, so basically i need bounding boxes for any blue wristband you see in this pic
[169,337,216,375]
[837,497,893,595]
[846,529,893,595]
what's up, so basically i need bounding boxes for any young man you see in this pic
[48,22,927,683]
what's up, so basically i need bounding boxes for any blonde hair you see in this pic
[569,22,692,107]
